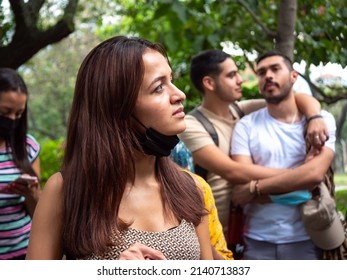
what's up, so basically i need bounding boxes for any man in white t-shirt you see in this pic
[231,50,336,259]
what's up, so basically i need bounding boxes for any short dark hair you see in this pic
[256,50,294,71]
[190,50,231,94]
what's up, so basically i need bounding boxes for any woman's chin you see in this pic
[174,124,186,135]
[163,121,186,135]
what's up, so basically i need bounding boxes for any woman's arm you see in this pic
[191,172,233,260]
[25,157,41,216]
[191,176,213,260]
[26,172,64,259]
[10,157,42,217]
[195,214,214,260]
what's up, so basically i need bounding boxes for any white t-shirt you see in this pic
[179,100,265,230]
[231,108,336,243]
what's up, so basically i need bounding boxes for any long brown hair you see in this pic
[0,68,37,177]
[62,36,205,258]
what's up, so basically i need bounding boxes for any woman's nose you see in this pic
[171,84,186,103]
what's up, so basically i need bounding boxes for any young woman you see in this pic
[26,36,213,260]
[0,68,41,259]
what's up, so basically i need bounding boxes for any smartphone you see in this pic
[0,175,38,193]
[12,175,38,185]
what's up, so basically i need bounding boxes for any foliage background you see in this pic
[1,0,346,182]
[40,138,65,184]
[336,190,347,218]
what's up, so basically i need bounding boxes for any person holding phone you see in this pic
[0,68,41,260]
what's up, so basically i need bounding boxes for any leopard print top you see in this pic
[80,219,200,260]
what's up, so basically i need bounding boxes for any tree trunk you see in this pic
[276,0,297,61]
[336,101,347,140]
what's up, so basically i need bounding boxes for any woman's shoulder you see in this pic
[26,134,41,154]
[26,133,40,145]
[42,172,64,198]
[182,169,209,193]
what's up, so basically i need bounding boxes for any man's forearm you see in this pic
[256,148,334,194]
[295,93,321,118]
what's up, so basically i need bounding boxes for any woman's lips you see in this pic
[173,107,185,118]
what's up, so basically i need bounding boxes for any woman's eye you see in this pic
[154,84,163,93]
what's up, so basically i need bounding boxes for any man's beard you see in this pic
[262,81,292,104]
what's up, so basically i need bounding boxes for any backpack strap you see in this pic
[231,103,245,119]
[188,105,245,180]
[189,108,218,145]
[188,108,217,179]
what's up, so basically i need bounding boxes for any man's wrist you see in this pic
[249,180,261,196]
[307,114,322,123]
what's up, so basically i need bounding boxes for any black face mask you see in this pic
[0,116,18,138]
[133,117,179,157]
[138,127,180,157]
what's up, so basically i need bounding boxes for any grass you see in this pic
[335,173,347,217]
[334,173,347,186]
[336,190,347,218]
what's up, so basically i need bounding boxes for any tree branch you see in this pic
[9,0,26,28]
[0,0,79,69]
[236,0,277,38]
[298,73,347,104]
[243,52,255,73]
[28,109,58,140]
[26,0,46,25]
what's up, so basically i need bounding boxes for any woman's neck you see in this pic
[131,152,157,183]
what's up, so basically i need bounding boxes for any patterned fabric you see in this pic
[0,134,40,259]
[170,140,195,172]
[81,219,200,260]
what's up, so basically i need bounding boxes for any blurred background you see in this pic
[1,0,346,215]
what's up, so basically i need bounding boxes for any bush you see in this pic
[40,138,65,186]
[336,190,347,218]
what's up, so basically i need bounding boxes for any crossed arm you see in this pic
[189,94,328,185]
[231,145,334,207]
